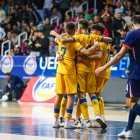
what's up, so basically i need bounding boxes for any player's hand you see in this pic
[76,56,83,62]
[125,70,129,75]
[95,66,106,76]
[50,30,57,36]
[94,40,99,47]
[56,52,63,60]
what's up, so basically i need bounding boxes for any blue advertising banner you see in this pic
[0,56,129,79]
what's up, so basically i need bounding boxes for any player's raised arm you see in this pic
[50,30,75,43]
[101,36,113,43]
[85,51,103,60]
[80,40,99,56]
[95,46,129,75]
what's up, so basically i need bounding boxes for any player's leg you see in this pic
[53,73,65,128]
[64,74,77,129]
[118,79,140,138]
[59,94,67,127]
[87,72,107,129]
[74,98,82,127]
[77,72,91,128]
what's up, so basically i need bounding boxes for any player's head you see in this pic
[131,15,140,29]
[131,15,140,24]
[78,19,89,33]
[90,24,105,35]
[65,22,76,36]
[5,73,11,80]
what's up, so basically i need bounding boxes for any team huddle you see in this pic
[50,15,140,139]
[50,19,112,129]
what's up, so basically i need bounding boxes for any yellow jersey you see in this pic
[73,33,102,72]
[94,42,111,79]
[56,36,83,74]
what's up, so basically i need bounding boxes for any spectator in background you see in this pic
[0,26,6,40]
[0,5,7,25]
[114,29,127,54]
[43,18,54,36]
[29,30,40,56]
[112,11,128,39]
[37,30,49,56]
[14,45,22,55]
[2,73,24,101]
[73,1,83,15]
[50,7,62,23]
[49,40,58,57]
[10,31,18,47]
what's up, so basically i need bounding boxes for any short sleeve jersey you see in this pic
[56,37,83,74]
[123,29,140,79]
[74,33,102,72]
[94,42,111,79]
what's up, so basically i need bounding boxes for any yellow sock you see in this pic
[80,98,89,120]
[76,99,81,118]
[66,109,73,119]
[54,108,60,119]
[60,94,67,116]
[99,96,105,116]
[90,96,100,115]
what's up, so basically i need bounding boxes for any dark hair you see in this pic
[131,15,140,24]
[91,24,105,34]
[78,19,89,30]
[66,22,75,31]
[5,73,10,76]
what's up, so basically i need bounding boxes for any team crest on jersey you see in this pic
[32,77,56,102]
[0,56,14,73]
[23,56,37,75]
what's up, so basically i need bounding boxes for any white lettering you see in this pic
[40,57,48,70]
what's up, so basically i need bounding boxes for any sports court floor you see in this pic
[0,102,140,140]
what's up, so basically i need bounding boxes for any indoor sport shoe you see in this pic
[64,121,75,129]
[92,121,101,128]
[80,120,92,129]
[118,129,133,139]
[74,118,82,128]
[95,115,107,129]
[59,116,64,127]
[53,120,60,128]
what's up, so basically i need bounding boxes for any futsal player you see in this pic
[95,15,140,138]
[52,22,100,129]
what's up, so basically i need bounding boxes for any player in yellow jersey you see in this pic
[52,22,100,129]
[51,19,112,129]
[85,24,111,128]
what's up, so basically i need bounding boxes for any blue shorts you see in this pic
[125,79,140,98]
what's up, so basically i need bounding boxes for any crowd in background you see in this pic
[0,0,140,56]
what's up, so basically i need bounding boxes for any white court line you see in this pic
[0,133,77,140]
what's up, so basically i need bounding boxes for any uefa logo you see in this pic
[23,56,37,75]
[0,56,14,73]
[32,77,56,102]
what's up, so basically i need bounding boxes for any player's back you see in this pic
[95,42,111,79]
[74,33,102,72]
[124,29,140,79]
[56,37,82,74]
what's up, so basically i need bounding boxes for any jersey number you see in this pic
[61,47,66,60]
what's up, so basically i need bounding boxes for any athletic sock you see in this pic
[60,94,67,117]
[66,109,73,119]
[80,98,90,120]
[76,99,81,119]
[132,103,140,116]
[125,109,137,131]
[99,97,105,116]
[90,96,100,115]
[54,108,60,119]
